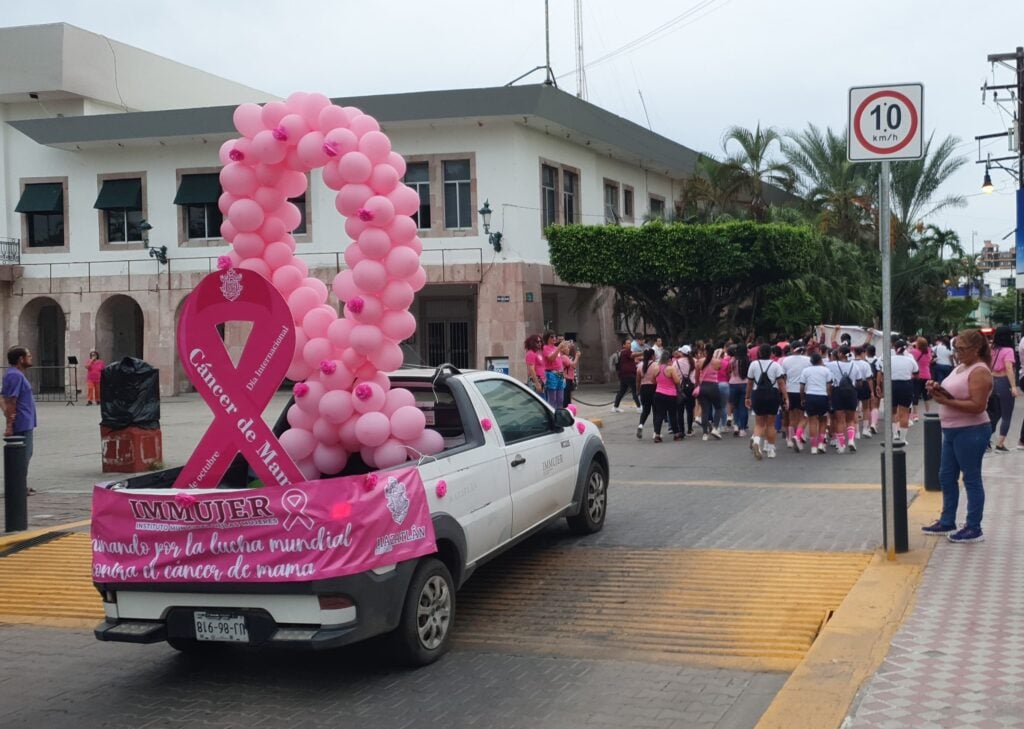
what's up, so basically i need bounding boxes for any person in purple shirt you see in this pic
[3,346,37,468]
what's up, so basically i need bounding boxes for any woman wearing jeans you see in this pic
[922,329,994,544]
[989,325,1019,452]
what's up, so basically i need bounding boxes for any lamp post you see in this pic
[139,220,168,266]
[477,200,503,253]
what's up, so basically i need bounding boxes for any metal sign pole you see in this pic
[880,159,896,561]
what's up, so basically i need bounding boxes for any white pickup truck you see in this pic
[94,365,609,665]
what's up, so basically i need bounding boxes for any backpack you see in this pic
[609,351,621,373]
[755,362,773,389]
[836,362,856,393]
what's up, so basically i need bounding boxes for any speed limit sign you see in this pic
[848,83,924,161]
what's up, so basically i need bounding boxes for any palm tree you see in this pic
[721,124,796,221]
[782,124,873,245]
[887,134,967,236]
[675,154,747,222]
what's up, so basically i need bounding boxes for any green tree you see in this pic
[721,124,796,221]
[886,134,968,237]
[989,292,1018,325]
[674,154,747,222]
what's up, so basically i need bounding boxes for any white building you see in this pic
[2,22,742,396]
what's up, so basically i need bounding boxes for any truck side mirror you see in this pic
[553,408,575,428]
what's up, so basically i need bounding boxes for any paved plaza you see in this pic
[0,385,1021,729]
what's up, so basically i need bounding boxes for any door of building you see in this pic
[425,321,471,369]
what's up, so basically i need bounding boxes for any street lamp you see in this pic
[982,168,995,194]
[139,219,168,266]
[477,199,503,253]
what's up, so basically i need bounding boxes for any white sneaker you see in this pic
[837,445,847,454]
[752,437,762,460]
[766,446,776,459]
[810,446,819,454]
[738,429,748,437]
[710,428,723,440]
[702,434,709,442]
[793,438,803,453]
[786,438,795,450]
[861,430,872,439]
[848,441,857,453]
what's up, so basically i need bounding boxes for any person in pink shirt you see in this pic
[523,334,545,395]
[85,350,105,405]
[910,336,934,421]
[989,326,1019,452]
[541,331,566,408]
[560,340,580,406]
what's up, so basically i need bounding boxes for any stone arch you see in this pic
[16,296,66,393]
[95,294,144,364]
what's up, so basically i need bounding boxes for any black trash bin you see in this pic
[99,357,163,473]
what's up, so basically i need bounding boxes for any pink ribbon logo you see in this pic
[281,489,315,531]
[173,269,304,490]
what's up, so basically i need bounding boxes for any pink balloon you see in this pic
[383,387,417,416]
[259,216,288,243]
[301,93,331,128]
[238,257,271,280]
[251,129,288,164]
[318,104,349,133]
[354,411,391,447]
[358,131,392,164]
[287,404,316,431]
[233,103,265,138]
[313,443,349,475]
[219,139,236,165]
[362,196,395,227]
[297,457,320,481]
[412,428,445,456]
[387,151,407,178]
[381,280,415,311]
[273,264,305,296]
[254,163,284,186]
[319,389,355,424]
[274,201,303,233]
[390,405,426,441]
[388,184,421,217]
[374,439,410,469]
[350,324,383,355]
[292,258,309,280]
[369,341,404,371]
[302,306,336,339]
[354,361,379,382]
[322,160,345,191]
[278,113,310,143]
[338,416,361,451]
[280,427,316,461]
[347,294,383,325]
[260,101,289,129]
[288,286,321,322]
[325,127,359,157]
[352,260,388,292]
[341,347,366,371]
[402,235,424,255]
[225,250,243,268]
[254,186,287,212]
[370,372,391,391]
[263,241,294,270]
[228,199,265,233]
[218,191,238,216]
[286,356,314,383]
[338,152,372,184]
[284,148,306,171]
[385,245,420,278]
[220,163,259,196]
[302,276,329,303]
[387,216,417,244]
[285,91,310,112]
[350,114,381,137]
[358,228,392,259]
[279,170,308,199]
[219,219,237,242]
[380,310,417,342]
[312,417,342,445]
[327,317,354,349]
[345,215,368,241]
[369,164,399,195]
[335,184,374,217]
[233,232,265,259]
[360,446,378,469]
[408,266,427,292]
[343,243,365,269]
[352,381,387,413]
[294,379,325,415]
[321,361,355,391]
[332,269,359,302]
[302,337,333,370]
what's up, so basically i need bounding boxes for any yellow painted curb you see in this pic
[755,488,942,729]
[0,518,91,550]
[590,417,604,428]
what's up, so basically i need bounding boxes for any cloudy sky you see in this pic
[7,0,1024,254]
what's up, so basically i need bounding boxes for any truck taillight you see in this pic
[101,590,117,604]
[317,595,353,610]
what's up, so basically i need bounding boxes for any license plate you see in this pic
[193,611,249,643]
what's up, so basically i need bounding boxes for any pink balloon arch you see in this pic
[216,92,441,478]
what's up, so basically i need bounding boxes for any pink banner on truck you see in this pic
[92,467,436,583]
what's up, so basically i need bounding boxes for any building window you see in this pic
[541,164,558,228]
[16,182,65,248]
[404,162,431,230]
[443,159,472,229]
[604,181,620,224]
[623,186,634,221]
[174,173,223,240]
[290,193,307,236]
[562,169,579,224]
[95,175,146,248]
[649,195,666,220]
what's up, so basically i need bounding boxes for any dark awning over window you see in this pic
[15,182,63,214]
[94,178,142,210]
[173,173,222,206]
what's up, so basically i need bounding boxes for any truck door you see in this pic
[473,378,575,537]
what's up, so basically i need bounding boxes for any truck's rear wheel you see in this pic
[567,460,607,534]
[390,557,455,666]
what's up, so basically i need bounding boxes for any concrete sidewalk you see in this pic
[842,451,1024,728]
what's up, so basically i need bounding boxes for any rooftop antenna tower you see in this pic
[574,0,586,99]
[505,0,559,87]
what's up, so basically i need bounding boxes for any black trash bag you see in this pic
[100,357,161,429]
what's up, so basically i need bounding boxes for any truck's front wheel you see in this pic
[391,557,455,666]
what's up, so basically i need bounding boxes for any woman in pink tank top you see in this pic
[922,329,993,544]
[651,351,681,443]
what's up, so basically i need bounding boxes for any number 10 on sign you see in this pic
[848,83,924,161]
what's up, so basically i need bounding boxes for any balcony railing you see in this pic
[0,237,20,265]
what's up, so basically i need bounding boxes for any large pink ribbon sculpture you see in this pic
[215,93,444,479]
